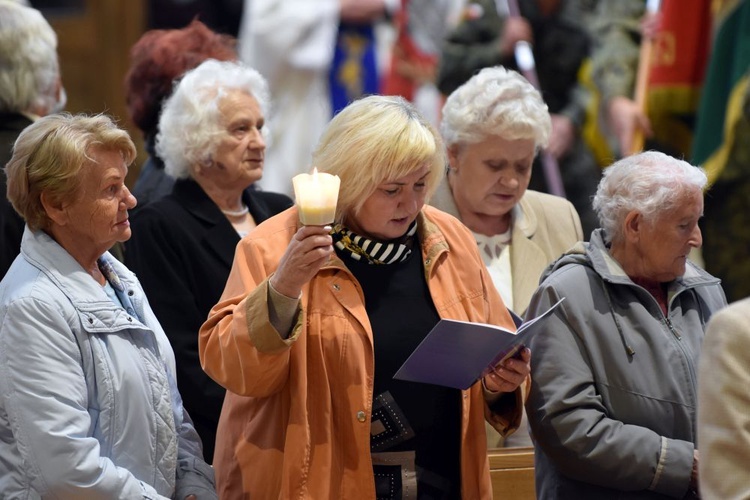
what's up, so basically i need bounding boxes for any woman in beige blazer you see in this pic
[432,66,584,447]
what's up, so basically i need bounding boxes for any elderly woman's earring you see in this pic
[195,157,212,176]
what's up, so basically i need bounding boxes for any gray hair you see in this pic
[0,1,60,114]
[593,151,707,244]
[156,59,270,179]
[440,66,551,149]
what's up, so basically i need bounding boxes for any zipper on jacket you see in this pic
[665,313,699,412]
[664,317,681,340]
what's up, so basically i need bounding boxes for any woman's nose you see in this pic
[122,185,137,209]
[400,190,420,213]
[498,174,520,189]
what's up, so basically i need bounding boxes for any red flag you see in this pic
[645,0,711,156]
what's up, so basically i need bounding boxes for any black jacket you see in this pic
[125,178,292,462]
[0,113,33,280]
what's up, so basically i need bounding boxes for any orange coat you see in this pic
[200,206,524,499]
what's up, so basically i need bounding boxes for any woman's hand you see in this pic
[498,17,533,58]
[483,347,531,393]
[640,11,662,41]
[270,225,333,298]
[690,449,700,494]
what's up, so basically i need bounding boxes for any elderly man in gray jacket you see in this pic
[525,151,727,499]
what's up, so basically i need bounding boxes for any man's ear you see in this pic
[40,191,68,227]
[622,210,642,243]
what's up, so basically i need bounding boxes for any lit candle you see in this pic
[292,167,341,226]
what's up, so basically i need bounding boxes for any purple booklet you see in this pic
[393,298,564,390]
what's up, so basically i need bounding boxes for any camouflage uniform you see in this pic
[587,0,646,105]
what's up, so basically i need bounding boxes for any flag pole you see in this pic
[503,0,566,197]
[630,0,662,155]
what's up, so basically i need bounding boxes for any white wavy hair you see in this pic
[156,59,270,179]
[593,151,707,244]
[0,1,60,114]
[440,66,551,149]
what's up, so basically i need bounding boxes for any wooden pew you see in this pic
[489,446,536,500]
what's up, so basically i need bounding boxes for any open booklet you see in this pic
[393,298,565,390]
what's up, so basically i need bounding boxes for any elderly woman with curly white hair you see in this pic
[524,151,727,499]
[125,59,292,463]
[431,66,583,447]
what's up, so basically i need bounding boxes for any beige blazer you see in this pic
[429,178,584,316]
[698,297,750,500]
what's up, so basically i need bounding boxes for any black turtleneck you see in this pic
[338,239,462,499]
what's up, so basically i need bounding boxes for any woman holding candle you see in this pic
[199,95,530,499]
[125,59,292,463]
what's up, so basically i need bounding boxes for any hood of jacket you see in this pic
[542,228,720,290]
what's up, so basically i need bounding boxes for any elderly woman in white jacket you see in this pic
[0,113,216,499]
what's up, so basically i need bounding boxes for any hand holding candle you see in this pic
[292,168,341,226]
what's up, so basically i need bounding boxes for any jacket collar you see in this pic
[322,209,449,278]
[171,179,274,267]
[20,227,150,329]
[430,175,536,238]
[430,177,548,313]
[174,179,275,226]
[551,228,721,293]
[174,178,231,225]
[417,209,450,277]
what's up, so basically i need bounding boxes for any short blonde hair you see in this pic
[5,113,136,231]
[312,95,445,221]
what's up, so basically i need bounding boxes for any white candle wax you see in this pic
[292,168,340,225]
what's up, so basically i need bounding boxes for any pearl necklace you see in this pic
[221,205,249,217]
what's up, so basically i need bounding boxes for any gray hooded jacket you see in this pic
[0,228,216,499]
[525,229,726,499]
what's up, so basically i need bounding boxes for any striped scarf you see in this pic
[331,221,417,265]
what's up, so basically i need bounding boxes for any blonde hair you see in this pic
[5,113,136,230]
[312,95,446,221]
